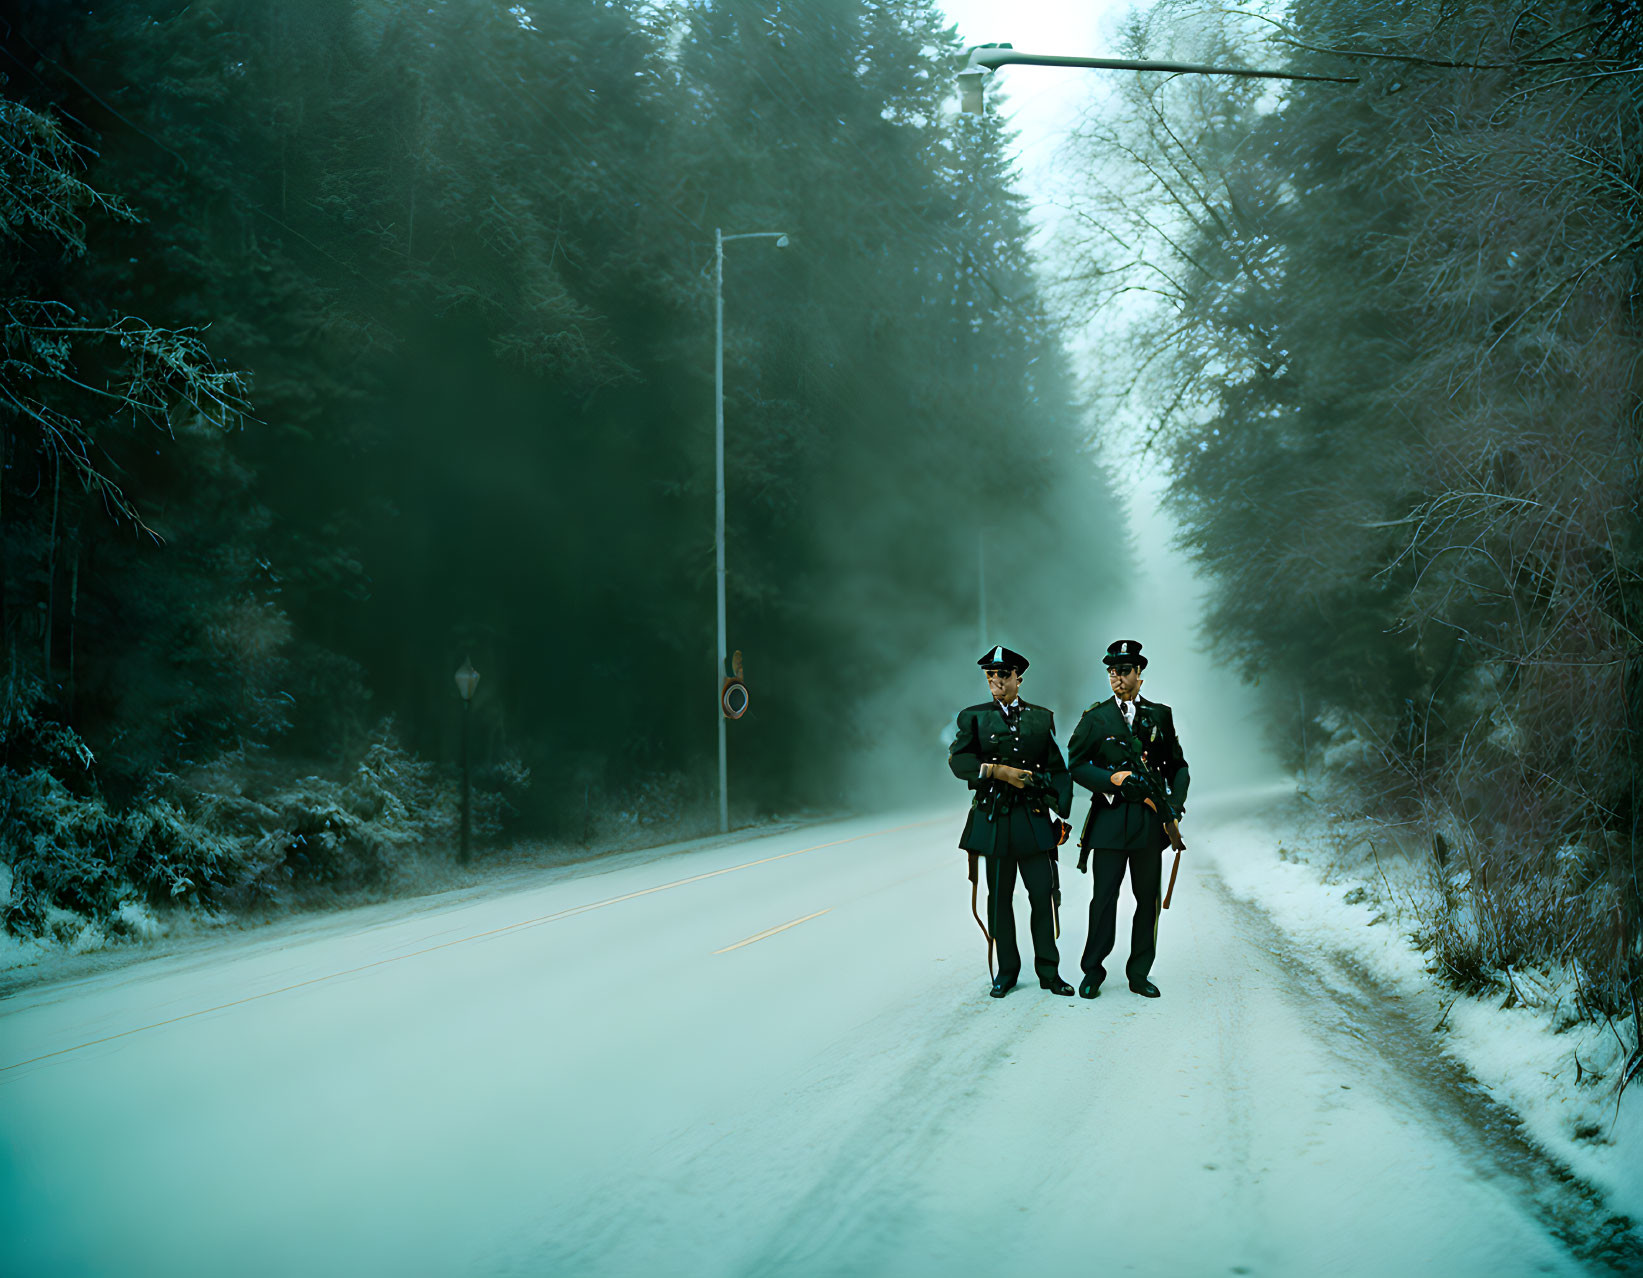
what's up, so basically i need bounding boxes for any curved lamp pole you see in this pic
[956,43,1358,113]
[715,227,789,835]
[454,657,480,864]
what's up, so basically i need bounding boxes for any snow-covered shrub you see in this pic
[4,679,458,940]
[471,755,532,842]
[119,797,251,908]
[589,770,703,847]
[3,760,253,936]
[1315,707,1373,775]
[4,767,120,932]
[111,899,167,941]
[68,920,106,954]
[4,669,247,933]
[1407,807,1630,1012]
[235,720,456,903]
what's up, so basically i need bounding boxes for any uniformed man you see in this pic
[948,644,1075,998]
[1066,639,1190,999]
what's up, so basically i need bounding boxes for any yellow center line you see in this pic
[713,908,832,954]
[1,816,945,1074]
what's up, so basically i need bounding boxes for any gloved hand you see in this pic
[1119,773,1149,800]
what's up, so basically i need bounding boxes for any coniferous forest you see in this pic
[2,0,1639,1019]
[6,6,1643,1271]
[2,1,1120,940]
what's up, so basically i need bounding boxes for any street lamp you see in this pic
[454,657,480,864]
[956,42,1358,114]
[977,529,987,653]
[713,227,788,836]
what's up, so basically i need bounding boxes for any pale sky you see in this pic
[936,0,1275,778]
[937,1,1139,253]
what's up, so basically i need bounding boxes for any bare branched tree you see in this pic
[1060,0,1641,1010]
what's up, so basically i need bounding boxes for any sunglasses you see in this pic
[1108,665,1137,677]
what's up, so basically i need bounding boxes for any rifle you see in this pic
[1123,736,1185,848]
[1075,721,1186,900]
[1123,719,1186,907]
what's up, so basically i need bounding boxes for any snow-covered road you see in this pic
[0,800,1604,1276]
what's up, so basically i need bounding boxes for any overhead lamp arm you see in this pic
[957,43,1359,113]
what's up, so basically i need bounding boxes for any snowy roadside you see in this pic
[1204,789,1643,1226]
[0,811,835,994]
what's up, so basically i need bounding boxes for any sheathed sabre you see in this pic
[967,851,995,980]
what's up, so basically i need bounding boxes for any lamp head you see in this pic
[958,45,1010,115]
[775,234,790,248]
[454,657,480,702]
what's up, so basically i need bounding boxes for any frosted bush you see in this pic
[113,900,166,941]
[69,922,106,954]
[43,905,87,944]
[1314,708,1372,773]
[4,702,463,947]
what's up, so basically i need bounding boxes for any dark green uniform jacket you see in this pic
[948,700,1072,857]
[1067,696,1190,853]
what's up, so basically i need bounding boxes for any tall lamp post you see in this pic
[454,657,480,864]
[714,226,788,835]
[977,529,987,654]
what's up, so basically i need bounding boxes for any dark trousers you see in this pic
[1081,846,1161,985]
[986,852,1060,983]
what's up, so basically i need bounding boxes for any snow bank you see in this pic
[1206,795,1643,1224]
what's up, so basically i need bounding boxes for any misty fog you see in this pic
[4,0,1640,1274]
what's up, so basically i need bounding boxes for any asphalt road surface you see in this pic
[0,800,1607,1277]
